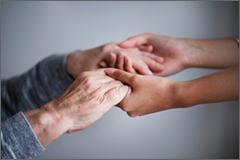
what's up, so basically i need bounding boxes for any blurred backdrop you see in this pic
[1,1,239,159]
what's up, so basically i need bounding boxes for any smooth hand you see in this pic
[66,42,164,79]
[99,47,164,75]
[105,68,181,117]
[118,33,190,76]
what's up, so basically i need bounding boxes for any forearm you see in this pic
[1,102,68,159]
[177,65,239,108]
[23,102,68,148]
[1,54,73,121]
[180,37,239,69]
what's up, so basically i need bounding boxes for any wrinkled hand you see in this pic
[49,69,129,133]
[105,68,181,117]
[118,33,190,76]
[25,69,130,147]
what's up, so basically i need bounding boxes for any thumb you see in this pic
[105,68,133,85]
[119,33,151,48]
[138,45,154,53]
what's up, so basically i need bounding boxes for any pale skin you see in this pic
[104,33,239,117]
[108,33,239,76]
[24,69,130,147]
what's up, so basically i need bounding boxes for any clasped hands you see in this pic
[24,33,238,148]
[55,33,187,134]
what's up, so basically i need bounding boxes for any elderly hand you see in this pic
[24,69,129,147]
[66,42,164,79]
[105,68,181,117]
[118,33,190,77]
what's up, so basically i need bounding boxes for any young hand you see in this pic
[98,45,164,75]
[105,68,180,117]
[118,33,190,76]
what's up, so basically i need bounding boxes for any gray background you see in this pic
[1,1,239,159]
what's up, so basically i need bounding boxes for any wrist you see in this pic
[66,51,83,79]
[174,80,195,109]
[24,102,68,147]
[174,38,193,69]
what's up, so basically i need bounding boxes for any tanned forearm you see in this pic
[177,65,239,108]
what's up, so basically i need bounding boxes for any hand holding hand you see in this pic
[51,69,129,133]
[66,42,164,79]
[98,44,164,75]
[105,68,182,117]
[118,33,190,76]
[25,69,129,147]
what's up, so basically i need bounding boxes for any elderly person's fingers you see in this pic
[141,56,164,72]
[134,62,153,75]
[109,53,117,67]
[116,52,125,70]
[124,56,137,74]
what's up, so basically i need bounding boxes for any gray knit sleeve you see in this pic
[1,53,74,122]
[1,112,45,159]
[1,53,75,159]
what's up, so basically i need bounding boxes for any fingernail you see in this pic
[106,68,116,75]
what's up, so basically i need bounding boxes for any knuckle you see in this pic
[95,96,106,104]
[121,105,128,112]
[119,51,125,56]
[144,32,151,37]
[102,42,118,52]
[114,71,124,79]
[130,75,139,85]
[78,72,91,82]
[139,64,148,71]
[76,74,83,82]
[82,77,95,91]
[127,112,138,118]
[80,71,90,78]
[113,86,121,94]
